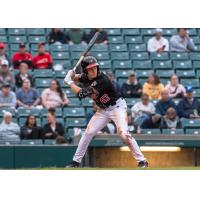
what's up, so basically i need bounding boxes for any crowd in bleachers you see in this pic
[0,28,200,144]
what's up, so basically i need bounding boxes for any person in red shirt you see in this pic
[12,43,33,69]
[32,43,53,69]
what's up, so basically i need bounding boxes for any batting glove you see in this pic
[64,70,75,85]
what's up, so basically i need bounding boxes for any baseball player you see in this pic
[64,56,148,168]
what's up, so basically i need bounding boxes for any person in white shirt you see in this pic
[165,74,186,98]
[147,28,169,52]
[0,112,20,141]
[131,93,155,133]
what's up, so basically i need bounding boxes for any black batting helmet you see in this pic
[81,56,99,74]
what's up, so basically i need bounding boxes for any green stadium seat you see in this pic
[196,69,200,78]
[33,69,54,78]
[162,28,177,36]
[180,78,199,88]
[0,36,7,43]
[153,60,172,69]
[135,69,154,78]
[91,52,110,60]
[17,108,40,117]
[35,78,52,88]
[170,52,189,60]
[27,28,46,35]
[133,60,152,69]
[54,70,67,78]
[108,36,124,44]
[21,140,43,145]
[125,98,141,107]
[81,98,94,107]
[86,107,93,114]
[131,52,149,60]
[193,61,200,70]
[173,60,192,69]
[187,28,197,36]
[125,36,143,44]
[156,69,174,78]
[65,128,75,141]
[68,98,81,107]
[53,60,71,69]
[111,52,129,60]
[42,117,64,126]
[141,29,154,35]
[8,28,26,35]
[65,88,77,97]
[185,129,200,135]
[128,44,146,52]
[191,36,200,44]
[193,88,200,98]
[176,70,196,78]
[122,28,140,35]
[52,52,69,60]
[63,107,85,117]
[162,129,184,135]
[98,60,112,69]
[9,36,27,43]
[91,44,108,52]
[65,118,87,127]
[28,36,46,44]
[181,118,200,129]
[106,28,121,35]
[44,140,56,145]
[109,44,128,52]
[113,60,132,69]
[150,52,169,60]
[10,43,29,51]
[141,129,161,134]
[0,108,16,117]
[0,28,6,35]
[118,78,127,86]
[31,44,50,51]
[50,44,69,52]
[173,98,180,105]
[160,78,169,85]
[18,117,41,126]
[40,108,63,117]
[70,44,87,52]
[190,52,200,60]
[115,70,135,78]
[195,45,200,51]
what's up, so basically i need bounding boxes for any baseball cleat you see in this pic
[138,160,149,168]
[66,161,81,168]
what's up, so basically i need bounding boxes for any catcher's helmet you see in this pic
[81,56,99,74]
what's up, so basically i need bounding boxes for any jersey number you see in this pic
[100,94,110,103]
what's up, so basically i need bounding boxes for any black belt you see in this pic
[109,97,123,106]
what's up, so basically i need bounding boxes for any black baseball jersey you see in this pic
[78,72,121,108]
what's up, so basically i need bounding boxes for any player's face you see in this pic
[87,66,98,79]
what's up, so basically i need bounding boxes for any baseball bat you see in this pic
[72,31,100,72]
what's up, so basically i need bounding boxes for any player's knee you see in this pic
[85,126,96,136]
[120,132,132,145]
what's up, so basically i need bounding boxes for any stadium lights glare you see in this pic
[120,146,181,152]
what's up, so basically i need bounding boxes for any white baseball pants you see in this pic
[73,98,146,163]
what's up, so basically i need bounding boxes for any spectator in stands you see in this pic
[87,102,116,134]
[32,43,53,69]
[87,28,108,44]
[107,71,121,92]
[165,74,186,98]
[15,62,34,88]
[16,79,40,108]
[121,72,142,98]
[20,114,43,139]
[43,107,65,139]
[0,112,20,141]
[143,74,164,99]
[0,83,16,109]
[48,28,67,45]
[170,28,196,52]
[131,93,155,133]
[55,135,68,144]
[41,79,70,109]
[12,43,33,69]
[147,28,169,52]
[0,43,10,66]
[66,28,87,45]
[160,107,181,129]
[141,89,176,128]
[0,60,15,89]
[177,86,200,119]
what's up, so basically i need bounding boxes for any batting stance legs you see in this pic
[73,98,146,164]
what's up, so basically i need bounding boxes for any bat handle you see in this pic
[73,55,85,72]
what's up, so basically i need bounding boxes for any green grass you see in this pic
[27,166,200,170]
